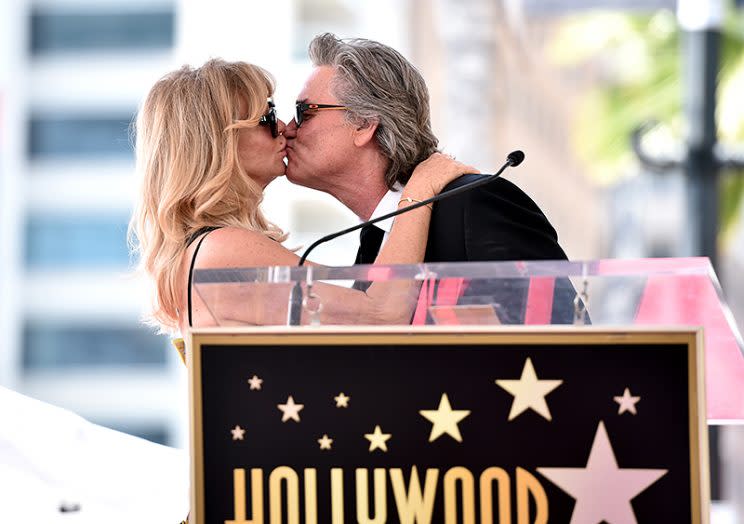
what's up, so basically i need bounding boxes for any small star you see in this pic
[334,392,350,408]
[277,396,304,422]
[247,375,263,390]
[318,434,333,450]
[495,357,563,421]
[614,387,641,415]
[419,393,471,443]
[365,425,392,452]
[230,425,246,440]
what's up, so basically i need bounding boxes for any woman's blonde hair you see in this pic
[129,59,286,332]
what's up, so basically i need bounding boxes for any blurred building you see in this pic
[0,0,187,447]
[0,0,414,450]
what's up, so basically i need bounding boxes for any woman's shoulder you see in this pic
[204,225,269,242]
[195,226,297,267]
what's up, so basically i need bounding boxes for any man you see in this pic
[284,33,572,323]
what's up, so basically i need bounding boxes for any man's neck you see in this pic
[343,183,389,221]
[329,156,391,221]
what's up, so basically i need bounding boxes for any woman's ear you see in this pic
[352,118,379,147]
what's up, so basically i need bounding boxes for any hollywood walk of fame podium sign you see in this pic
[188,327,708,524]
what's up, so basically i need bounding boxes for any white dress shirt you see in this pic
[364,182,403,250]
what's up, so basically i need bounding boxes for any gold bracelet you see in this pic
[398,196,432,209]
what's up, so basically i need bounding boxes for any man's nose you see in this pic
[284,118,298,138]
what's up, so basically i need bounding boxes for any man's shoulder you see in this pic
[426,173,567,262]
[442,173,488,191]
[438,174,533,209]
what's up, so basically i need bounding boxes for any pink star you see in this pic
[538,422,667,524]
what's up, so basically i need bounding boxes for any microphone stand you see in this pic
[286,150,525,325]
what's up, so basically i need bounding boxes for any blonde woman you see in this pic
[129,59,475,337]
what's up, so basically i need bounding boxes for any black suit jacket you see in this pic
[420,174,574,324]
[425,174,567,262]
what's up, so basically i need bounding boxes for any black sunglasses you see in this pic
[258,99,279,138]
[295,101,348,127]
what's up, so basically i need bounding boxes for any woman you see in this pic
[129,59,474,335]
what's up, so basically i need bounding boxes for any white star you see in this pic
[495,358,563,421]
[318,434,333,450]
[614,387,641,415]
[334,392,350,408]
[230,425,246,441]
[277,396,304,422]
[537,421,667,524]
[419,393,471,442]
[364,425,392,452]
[247,375,263,390]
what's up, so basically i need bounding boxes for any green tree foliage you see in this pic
[549,7,744,238]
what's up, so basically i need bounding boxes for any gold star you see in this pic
[419,393,471,443]
[247,375,263,390]
[318,434,333,450]
[277,396,304,422]
[364,425,391,452]
[614,387,641,415]
[495,358,563,421]
[230,425,246,441]
[334,392,350,408]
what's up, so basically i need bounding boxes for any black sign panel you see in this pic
[189,328,706,524]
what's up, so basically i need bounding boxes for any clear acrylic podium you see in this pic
[192,257,744,422]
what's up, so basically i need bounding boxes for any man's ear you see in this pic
[352,118,379,147]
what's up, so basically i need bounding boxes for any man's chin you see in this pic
[285,165,306,187]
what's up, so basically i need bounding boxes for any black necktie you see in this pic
[354,224,385,264]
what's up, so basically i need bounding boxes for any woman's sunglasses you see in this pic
[295,102,348,127]
[259,99,279,138]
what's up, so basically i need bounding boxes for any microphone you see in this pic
[287,150,525,325]
[507,150,525,167]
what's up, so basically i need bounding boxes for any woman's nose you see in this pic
[277,118,287,136]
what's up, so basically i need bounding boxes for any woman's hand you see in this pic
[405,152,480,199]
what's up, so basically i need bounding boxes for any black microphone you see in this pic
[287,150,525,325]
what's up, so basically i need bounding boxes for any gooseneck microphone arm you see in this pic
[287,150,525,325]
[297,150,525,266]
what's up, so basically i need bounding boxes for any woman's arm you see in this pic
[374,153,477,266]
[183,154,477,328]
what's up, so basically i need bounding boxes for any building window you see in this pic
[30,10,175,54]
[28,115,134,159]
[25,215,131,269]
[23,323,167,370]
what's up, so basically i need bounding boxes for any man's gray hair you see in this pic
[309,33,439,189]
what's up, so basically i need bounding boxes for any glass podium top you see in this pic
[193,257,744,422]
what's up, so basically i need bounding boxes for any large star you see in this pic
[277,396,304,423]
[419,393,471,443]
[537,421,667,524]
[614,388,641,415]
[365,425,392,452]
[495,357,563,421]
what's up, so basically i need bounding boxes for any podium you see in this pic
[187,258,743,524]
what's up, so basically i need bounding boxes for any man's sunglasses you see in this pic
[295,102,348,127]
[258,99,279,138]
